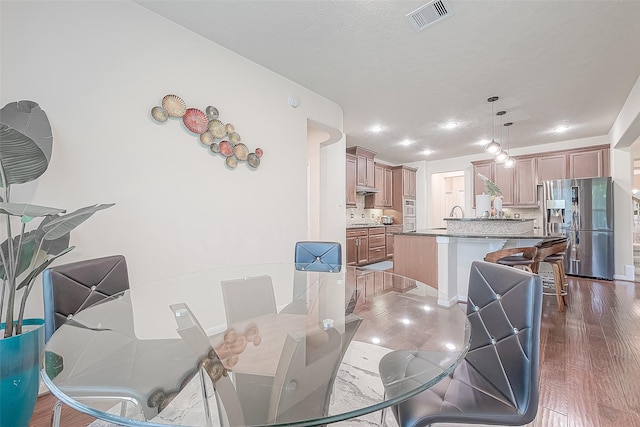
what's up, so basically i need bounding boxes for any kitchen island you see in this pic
[393,224,558,305]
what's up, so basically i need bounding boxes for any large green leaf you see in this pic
[16,246,75,291]
[0,101,52,162]
[42,203,114,240]
[0,124,49,188]
[0,232,37,280]
[0,202,65,220]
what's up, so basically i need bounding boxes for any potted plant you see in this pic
[0,100,113,426]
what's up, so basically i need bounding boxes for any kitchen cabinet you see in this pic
[385,225,402,258]
[368,227,386,263]
[346,228,368,266]
[513,156,537,206]
[473,145,609,208]
[391,165,417,210]
[537,153,567,182]
[346,154,357,207]
[570,149,605,179]
[346,146,376,188]
[365,163,393,208]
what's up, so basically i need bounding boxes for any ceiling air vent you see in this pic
[406,0,454,32]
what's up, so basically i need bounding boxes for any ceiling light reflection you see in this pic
[444,343,457,350]
[442,121,458,129]
[400,139,413,146]
[401,318,411,325]
[552,125,570,133]
[371,337,382,345]
[371,124,384,133]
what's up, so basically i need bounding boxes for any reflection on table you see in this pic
[42,264,470,427]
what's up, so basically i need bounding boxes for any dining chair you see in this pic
[221,274,277,325]
[378,260,543,427]
[42,255,133,426]
[43,256,203,427]
[484,246,537,272]
[43,255,130,341]
[267,328,344,424]
[294,241,342,272]
[532,237,569,311]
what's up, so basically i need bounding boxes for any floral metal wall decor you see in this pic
[151,94,263,170]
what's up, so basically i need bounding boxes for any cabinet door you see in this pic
[514,157,538,206]
[402,168,417,199]
[473,162,494,202]
[570,150,603,179]
[384,167,393,206]
[537,154,567,182]
[373,164,385,206]
[346,155,356,207]
[357,236,368,265]
[346,236,357,266]
[494,163,515,205]
[366,157,375,187]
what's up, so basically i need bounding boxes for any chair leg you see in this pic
[552,263,565,312]
[51,399,62,427]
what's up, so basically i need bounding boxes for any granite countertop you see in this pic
[346,224,389,229]
[393,228,562,240]
[443,218,535,222]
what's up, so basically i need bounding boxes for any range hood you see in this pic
[356,185,379,195]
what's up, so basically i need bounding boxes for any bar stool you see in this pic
[532,238,568,311]
[484,247,537,272]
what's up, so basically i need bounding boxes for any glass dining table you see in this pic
[42,263,470,427]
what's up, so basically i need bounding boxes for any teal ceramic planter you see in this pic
[0,318,45,427]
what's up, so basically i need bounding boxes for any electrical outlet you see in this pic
[350,213,354,218]
[361,214,365,218]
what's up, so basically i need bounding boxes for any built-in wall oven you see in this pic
[403,199,416,232]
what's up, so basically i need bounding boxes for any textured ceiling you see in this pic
[136,0,640,164]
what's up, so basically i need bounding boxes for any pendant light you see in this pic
[484,96,502,155]
[503,122,516,168]
[494,110,508,164]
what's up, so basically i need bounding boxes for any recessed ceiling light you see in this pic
[370,124,384,133]
[400,139,413,146]
[476,139,490,146]
[421,149,432,156]
[552,125,571,133]
[442,121,458,129]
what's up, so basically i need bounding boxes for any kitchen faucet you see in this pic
[449,205,464,218]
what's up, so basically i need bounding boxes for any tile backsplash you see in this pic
[346,194,383,226]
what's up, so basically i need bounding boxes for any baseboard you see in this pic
[613,265,635,282]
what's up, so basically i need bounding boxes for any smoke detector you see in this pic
[406,0,454,32]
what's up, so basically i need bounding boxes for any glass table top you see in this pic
[42,264,470,426]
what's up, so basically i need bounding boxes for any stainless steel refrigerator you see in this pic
[539,177,614,280]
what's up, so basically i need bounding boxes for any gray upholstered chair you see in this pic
[379,260,543,427]
[294,241,342,272]
[42,254,130,342]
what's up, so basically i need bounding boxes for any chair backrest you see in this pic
[294,241,342,272]
[267,328,343,424]
[221,275,277,325]
[42,255,130,342]
[465,260,543,418]
[534,239,568,262]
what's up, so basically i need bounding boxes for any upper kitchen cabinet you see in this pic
[365,162,393,208]
[473,145,610,208]
[346,153,357,207]
[346,146,375,188]
[570,147,610,179]
[537,153,567,182]
[392,166,416,200]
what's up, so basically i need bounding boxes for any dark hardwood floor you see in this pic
[29,276,640,427]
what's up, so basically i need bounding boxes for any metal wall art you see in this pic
[151,94,263,170]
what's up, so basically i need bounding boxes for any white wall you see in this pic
[1,1,344,319]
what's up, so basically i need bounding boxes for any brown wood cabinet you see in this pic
[346,228,368,266]
[385,225,402,258]
[473,145,609,208]
[393,234,438,288]
[347,146,376,188]
[368,227,386,263]
[365,163,393,208]
[346,154,356,207]
[391,165,417,210]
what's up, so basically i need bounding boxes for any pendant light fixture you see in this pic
[484,96,501,155]
[494,110,508,164]
[503,122,516,168]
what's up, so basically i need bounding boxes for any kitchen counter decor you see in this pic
[151,94,262,170]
